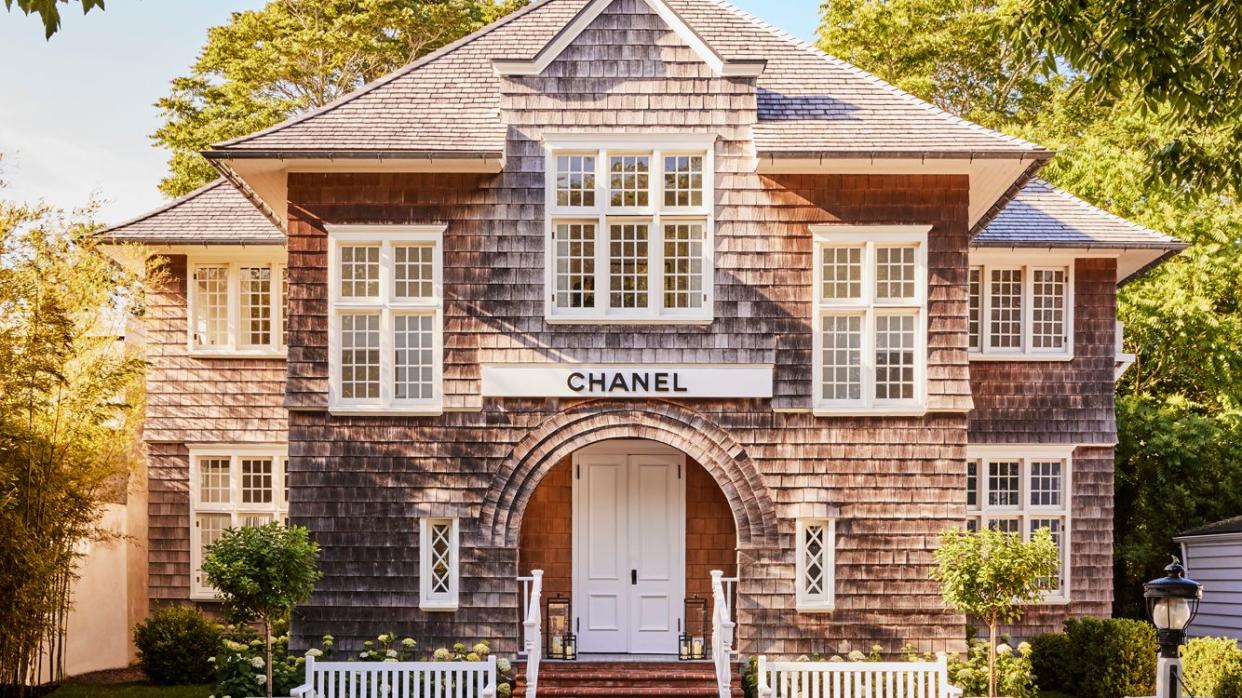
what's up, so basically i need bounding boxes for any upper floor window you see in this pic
[189,445,288,599]
[188,254,286,356]
[544,135,715,323]
[327,225,444,415]
[811,225,929,415]
[966,446,1072,602]
[968,258,1074,359]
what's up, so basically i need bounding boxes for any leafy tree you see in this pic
[152,0,528,196]
[3,0,103,38]
[0,163,148,692]
[931,528,1061,698]
[203,523,321,698]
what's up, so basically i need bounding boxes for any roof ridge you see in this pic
[212,0,563,151]
[1035,177,1178,241]
[699,0,1048,153]
[97,178,230,236]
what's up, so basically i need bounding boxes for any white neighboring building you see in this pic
[1177,515,1242,641]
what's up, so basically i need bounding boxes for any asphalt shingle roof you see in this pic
[209,0,1049,158]
[98,179,283,246]
[1180,514,1242,537]
[976,179,1185,249]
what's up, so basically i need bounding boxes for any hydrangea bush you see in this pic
[942,639,1037,698]
[209,625,304,698]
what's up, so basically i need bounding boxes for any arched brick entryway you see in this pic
[480,400,778,549]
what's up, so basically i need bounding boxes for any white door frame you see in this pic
[572,440,686,654]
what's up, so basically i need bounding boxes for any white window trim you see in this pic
[543,133,716,324]
[795,517,836,613]
[185,250,287,358]
[969,254,1076,361]
[419,517,460,612]
[811,225,931,416]
[326,225,445,416]
[966,444,1074,604]
[188,443,288,600]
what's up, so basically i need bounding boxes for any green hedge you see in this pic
[1029,618,1156,698]
[133,606,222,685]
[1183,636,1242,698]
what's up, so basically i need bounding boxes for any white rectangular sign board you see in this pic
[481,364,773,399]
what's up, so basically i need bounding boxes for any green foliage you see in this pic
[1028,632,1072,692]
[211,626,305,698]
[202,522,320,698]
[1182,636,1242,698]
[355,632,418,661]
[946,639,1036,698]
[931,528,1059,697]
[132,606,223,686]
[0,177,149,689]
[1053,618,1156,698]
[152,0,529,196]
[3,0,103,38]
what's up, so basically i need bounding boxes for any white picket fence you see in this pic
[757,656,963,698]
[291,655,497,698]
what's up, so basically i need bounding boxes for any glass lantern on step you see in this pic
[679,596,708,660]
[544,595,577,660]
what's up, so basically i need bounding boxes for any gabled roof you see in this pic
[98,179,283,246]
[1179,514,1242,538]
[976,179,1186,250]
[205,0,1049,160]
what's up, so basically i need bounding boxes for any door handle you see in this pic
[631,569,637,585]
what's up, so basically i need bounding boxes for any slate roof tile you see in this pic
[98,179,283,245]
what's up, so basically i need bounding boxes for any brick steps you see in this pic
[513,661,745,697]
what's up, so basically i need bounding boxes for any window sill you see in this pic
[419,601,459,613]
[1036,595,1070,606]
[189,349,287,360]
[544,316,714,326]
[969,352,1074,362]
[190,591,220,602]
[795,603,835,614]
[329,405,444,417]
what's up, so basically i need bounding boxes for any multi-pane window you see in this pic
[795,518,835,611]
[546,138,714,321]
[419,517,459,611]
[329,227,444,413]
[190,449,288,598]
[189,258,286,354]
[812,227,928,413]
[969,261,1072,357]
[966,450,1072,600]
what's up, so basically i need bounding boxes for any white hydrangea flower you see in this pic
[251,656,265,669]
[257,674,266,685]
[847,650,865,662]
[306,648,323,658]
[996,643,1013,656]
[386,649,398,658]
[497,658,512,673]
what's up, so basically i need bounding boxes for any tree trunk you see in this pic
[265,617,274,698]
[988,619,998,698]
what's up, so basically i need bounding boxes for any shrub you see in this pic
[1029,631,1072,691]
[946,638,1037,698]
[1060,618,1156,698]
[1183,636,1242,698]
[211,625,305,698]
[133,606,222,685]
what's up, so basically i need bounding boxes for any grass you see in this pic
[48,682,211,698]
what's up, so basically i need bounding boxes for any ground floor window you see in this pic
[966,446,1072,602]
[419,517,459,611]
[795,518,835,612]
[189,445,287,599]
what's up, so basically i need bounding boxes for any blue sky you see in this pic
[0,1,819,224]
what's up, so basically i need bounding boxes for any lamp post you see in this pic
[1143,560,1203,698]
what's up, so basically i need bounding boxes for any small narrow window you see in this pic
[420,517,460,611]
[795,518,835,612]
[1032,269,1067,350]
[554,223,597,310]
[966,460,979,511]
[662,222,704,309]
[193,266,229,347]
[239,267,272,347]
[339,313,381,400]
[989,269,1023,349]
[968,267,982,351]
[1029,517,1066,592]
[608,222,650,310]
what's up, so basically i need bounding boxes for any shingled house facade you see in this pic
[103,0,1185,659]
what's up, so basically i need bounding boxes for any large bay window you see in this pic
[189,445,288,599]
[327,226,444,414]
[966,446,1073,602]
[795,518,835,612]
[188,254,287,355]
[812,225,929,414]
[544,135,715,322]
[968,257,1074,358]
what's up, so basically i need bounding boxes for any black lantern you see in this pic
[544,595,577,660]
[1143,560,1203,659]
[679,596,709,660]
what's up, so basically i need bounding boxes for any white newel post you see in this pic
[523,569,543,698]
[1157,655,1183,698]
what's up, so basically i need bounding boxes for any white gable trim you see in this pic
[492,0,765,78]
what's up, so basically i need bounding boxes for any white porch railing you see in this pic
[291,654,497,698]
[518,569,543,698]
[711,570,738,698]
[757,655,963,698]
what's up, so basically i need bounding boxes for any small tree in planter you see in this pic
[203,523,321,698]
[931,527,1059,698]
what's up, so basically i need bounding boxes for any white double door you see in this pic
[573,446,685,654]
